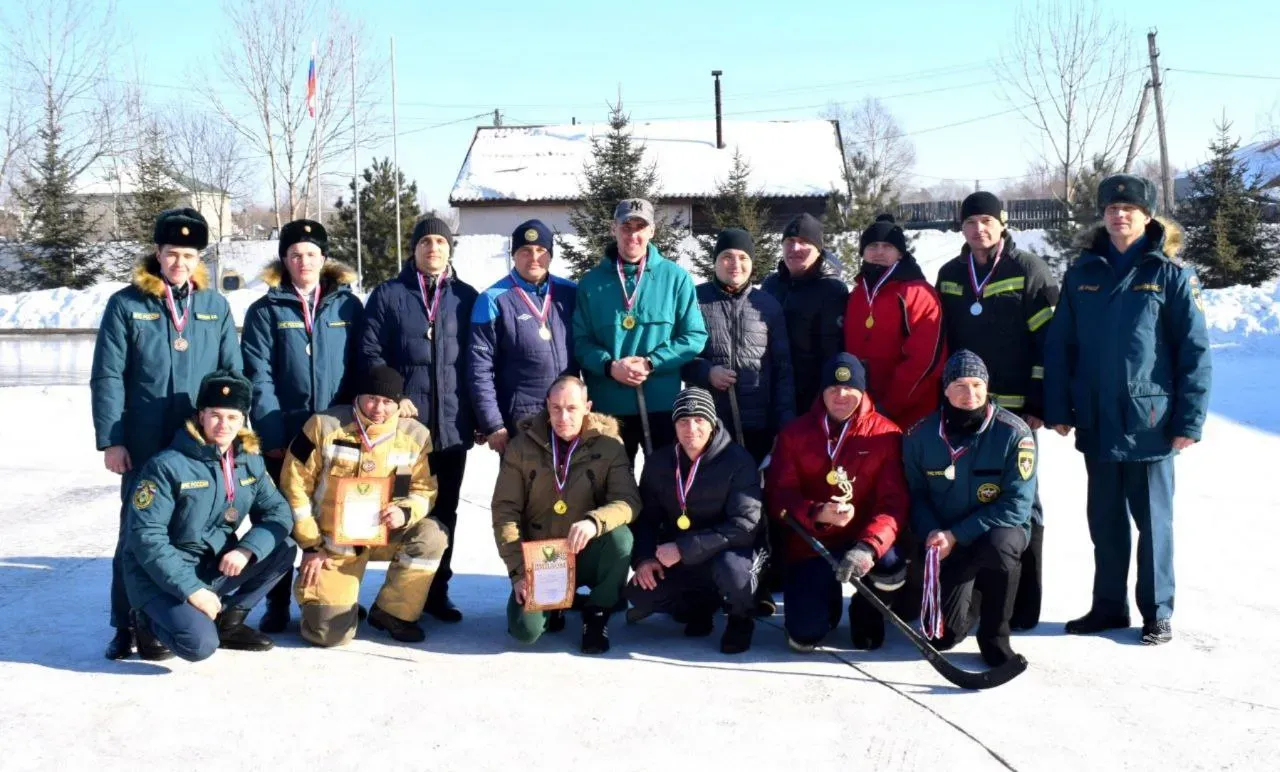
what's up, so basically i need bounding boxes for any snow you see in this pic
[449,120,846,204]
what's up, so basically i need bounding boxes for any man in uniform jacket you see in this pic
[491,376,639,654]
[92,207,242,660]
[844,214,946,430]
[762,213,848,415]
[766,354,909,652]
[241,219,364,632]
[934,192,1059,631]
[1045,174,1212,646]
[681,227,795,464]
[122,370,296,663]
[471,219,578,453]
[626,388,764,654]
[281,366,448,646]
[904,351,1036,667]
[360,215,477,622]
[572,198,708,463]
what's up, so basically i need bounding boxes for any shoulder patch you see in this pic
[195,313,219,321]
[180,480,210,490]
[289,432,316,464]
[131,311,161,321]
[132,479,159,509]
[1017,446,1035,481]
[1017,436,1036,451]
[977,482,1001,504]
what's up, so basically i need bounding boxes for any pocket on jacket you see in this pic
[1125,381,1171,432]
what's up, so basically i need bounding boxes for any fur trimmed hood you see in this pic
[183,420,262,456]
[1075,216,1185,262]
[132,255,211,297]
[517,410,621,445]
[261,259,357,291]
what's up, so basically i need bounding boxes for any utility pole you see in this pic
[493,109,502,127]
[391,35,402,264]
[1124,81,1153,173]
[1148,29,1175,213]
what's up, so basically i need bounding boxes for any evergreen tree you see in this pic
[822,189,861,281]
[691,148,778,284]
[845,150,901,231]
[11,100,99,290]
[561,103,685,279]
[1044,154,1115,275]
[129,122,183,245]
[328,157,423,288]
[1181,121,1280,288]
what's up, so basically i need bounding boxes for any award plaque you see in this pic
[521,538,576,612]
[334,476,391,547]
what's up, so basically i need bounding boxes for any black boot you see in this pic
[104,626,134,660]
[753,583,776,617]
[368,604,426,643]
[720,615,754,654]
[131,610,174,661]
[1064,609,1131,635]
[217,607,276,652]
[423,590,463,623]
[978,635,1018,667]
[259,573,292,633]
[849,587,891,651]
[1140,618,1172,646]
[683,614,714,638]
[581,608,610,654]
[547,610,566,634]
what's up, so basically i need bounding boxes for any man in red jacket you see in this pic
[766,353,908,652]
[843,214,946,430]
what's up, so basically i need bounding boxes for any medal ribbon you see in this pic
[920,545,944,639]
[860,262,899,313]
[615,253,647,312]
[353,402,395,452]
[163,282,191,336]
[294,284,321,335]
[512,272,553,326]
[967,240,1004,300]
[937,403,996,468]
[416,271,446,330]
[550,430,580,495]
[674,450,703,514]
[823,415,853,465]
[220,447,236,509]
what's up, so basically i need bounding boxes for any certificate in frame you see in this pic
[333,476,392,547]
[521,538,576,612]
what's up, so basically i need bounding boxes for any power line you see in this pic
[1167,67,1280,82]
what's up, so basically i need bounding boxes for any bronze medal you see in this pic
[173,336,189,351]
[361,459,376,473]
[621,314,636,330]
[223,506,238,524]
[553,499,568,515]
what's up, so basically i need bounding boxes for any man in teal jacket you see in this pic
[1045,174,1212,646]
[91,208,242,660]
[123,371,296,663]
[904,350,1036,667]
[241,219,363,632]
[572,198,708,463]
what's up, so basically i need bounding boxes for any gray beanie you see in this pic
[943,349,989,386]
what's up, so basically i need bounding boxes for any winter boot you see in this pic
[753,584,777,617]
[581,608,610,655]
[849,591,889,651]
[683,614,714,638]
[259,601,289,634]
[423,590,463,623]
[368,604,426,643]
[217,607,276,652]
[720,615,754,654]
[547,610,566,634]
[131,610,174,661]
[104,626,134,660]
[978,635,1018,667]
[786,635,817,653]
[1140,618,1173,646]
[625,606,652,625]
[1064,609,1131,635]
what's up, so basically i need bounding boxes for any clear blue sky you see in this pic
[116,0,1280,209]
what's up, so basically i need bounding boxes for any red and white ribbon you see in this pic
[550,430,580,496]
[823,415,852,464]
[615,253,647,312]
[920,545,944,639]
[163,282,190,336]
[416,271,446,328]
[220,447,236,510]
[674,450,703,513]
[294,283,321,334]
[353,401,395,452]
[512,272,553,326]
[860,262,899,310]
[937,404,996,468]
[967,240,1004,299]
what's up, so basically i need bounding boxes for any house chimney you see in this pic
[712,70,724,149]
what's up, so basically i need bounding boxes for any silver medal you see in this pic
[944,465,956,481]
[969,302,983,316]
[305,342,312,356]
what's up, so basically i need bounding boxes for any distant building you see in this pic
[1175,137,1280,201]
[74,166,232,243]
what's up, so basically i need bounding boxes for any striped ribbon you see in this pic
[920,545,944,639]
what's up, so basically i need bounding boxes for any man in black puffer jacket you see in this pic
[762,213,849,415]
[683,228,795,463]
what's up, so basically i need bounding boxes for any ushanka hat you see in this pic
[197,370,252,414]
[154,207,209,250]
[279,219,328,258]
[1097,174,1158,217]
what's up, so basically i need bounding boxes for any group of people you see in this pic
[92,171,1211,669]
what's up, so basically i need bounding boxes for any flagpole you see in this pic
[315,40,323,222]
[391,35,402,265]
[351,34,362,289]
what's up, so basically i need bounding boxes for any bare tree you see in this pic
[164,105,255,243]
[1001,0,1142,203]
[823,97,917,204]
[207,0,384,229]
[1000,162,1058,200]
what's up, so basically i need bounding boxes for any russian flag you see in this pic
[306,41,317,118]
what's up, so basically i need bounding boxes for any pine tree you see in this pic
[1044,155,1115,275]
[690,148,778,284]
[822,189,861,281]
[327,157,423,288]
[560,103,685,279]
[11,100,99,290]
[1181,121,1280,288]
[130,122,183,245]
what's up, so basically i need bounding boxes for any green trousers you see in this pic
[507,525,633,644]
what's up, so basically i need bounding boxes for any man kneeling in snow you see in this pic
[122,370,297,662]
[281,365,448,647]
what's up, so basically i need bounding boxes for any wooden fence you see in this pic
[896,198,1068,230]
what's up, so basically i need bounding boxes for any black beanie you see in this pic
[411,216,454,251]
[278,219,328,258]
[820,352,868,392]
[960,192,1006,223]
[943,349,990,386]
[782,213,824,248]
[672,387,719,424]
[196,370,252,414]
[713,227,755,260]
[859,213,908,256]
[357,365,405,401]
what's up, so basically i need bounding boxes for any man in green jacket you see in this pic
[572,198,708,463]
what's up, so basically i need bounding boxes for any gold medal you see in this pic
[621,314,636,330]
[826,469,839,485]
[864,316,875,329]
[676,513,691,530]
[361,459,376,473]
[538,325,552,341]
[173,336,189,351]
[223,506,238,524]
[553,499,568,515]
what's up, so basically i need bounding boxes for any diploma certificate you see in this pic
[334,477,391,547]
[521,539,576,612]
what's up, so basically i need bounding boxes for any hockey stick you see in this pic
[635,386,653,456]
[778,510,1027,690]
[727,385,746,446]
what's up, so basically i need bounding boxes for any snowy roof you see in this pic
[75,164,227,197]
[1177,138,1280,192]
[449,119,847,204]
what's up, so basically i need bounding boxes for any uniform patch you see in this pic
[926,469,948,477]
[132,480,158,509]
[977,483,1001,503]
[277,321,306,329]
[180,480,210,490]
[1132,283,1162,292]
[1077,284,1100,292]
[326,321,350,327]
[939,281,964,296]
[131,312,161,320]
[1017,447,1035,480]
[1017,436,1036,450]
[195,313,219,321]
[239,476,257,486]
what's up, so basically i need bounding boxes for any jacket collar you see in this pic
[262,259,357,301]
[131,257,212,298]
[604,241,664,270]
[519,410,622,451]
[176,420,261,463]
[773,249,842,284]
[1075,217,1184,269]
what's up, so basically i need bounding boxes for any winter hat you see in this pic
[821,352,868,392]
[613,198,655,226]
[943,349,990,386]
[278,219,328,258]
[858,213,908,256]
[154,207,209,250]
[196,369,252,414]
[782,213,824,248]
[511,219,554,256]
[960,192,1007,224]
[713,227,755,260]
[411,216,454,251]
[1097,174,1158,217]
[357,365,405,402]
[671,387,718,424]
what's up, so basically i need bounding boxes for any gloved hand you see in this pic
[836,542,877,583]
